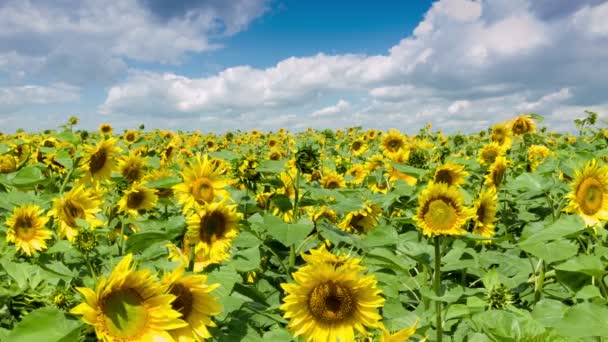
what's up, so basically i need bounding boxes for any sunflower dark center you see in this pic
[169,284,193,319]
[482,150,498,164]
[308,281,355,324]
[63,199,85,227]
[14,214,36,238]
[578,178,603,215]
[199,211,227,243]
[435,169,454,185]
[325,179,340,189]
[350,214,368,233]
[351,141,362,151]
[125,133,136,142]
[102,288,148,339]
[387,138,401,151]
[127,190,145,209]
[122,162,143,183]
[89,148,108,174]
[192,178,214,203]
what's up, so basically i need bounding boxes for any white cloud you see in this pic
[573,2,608,37]
[0,83,79,112]
[448,100,471,114]
[311,100,350,118]
[517,88,572,111]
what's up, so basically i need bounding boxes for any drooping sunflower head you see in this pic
[186,200,242,269]
[280,262,384,342]
[98,123,113,135]
[478,142,505,166]
[433,162,469,187]
[510,114,537,136]
[564,159,608,227]
[338,203,382,234]
[70,254,186,341]
[49,185,103,242]
[473,187,498,239]
[485,156,510,189]
[321,170,346,190]
[174,155,231,211]
[161,266,221,341]
[118,151,147,183]
[6,203,52,256]
[414,182,475,237]
[118,183,158,216]
[80,138,120,183]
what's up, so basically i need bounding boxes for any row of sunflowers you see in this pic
[0,112,607,341]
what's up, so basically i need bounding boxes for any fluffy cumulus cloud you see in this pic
[98,0,608,132]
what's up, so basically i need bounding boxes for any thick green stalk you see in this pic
[434,236,443,342]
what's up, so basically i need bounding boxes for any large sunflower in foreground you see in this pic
[6,204,52,256]
[117,183,158,216]
[70,254,186,341]
[80,138,121,183]
[281,261,384,342]
[432,162,469,187]
[49,185,103,242]
[564,159,608,227]
[162,266,221,341]
[414,182,475,237]
[473,187,498,239]
[186,200,242,270]
[174,155,231,211]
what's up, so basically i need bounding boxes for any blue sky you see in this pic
[1,0,608,133]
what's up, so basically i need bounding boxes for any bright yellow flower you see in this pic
[414,182,475,237]
[49,185,103,242]
[174,155,231,211]
[6,204,52,256]
[564,159,608,227]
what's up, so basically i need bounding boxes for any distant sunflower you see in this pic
[365,154,386,172]
[70,254,186,341]
[321,170,346,189]
[485,156,509,189]
[186,200,242,270]
[277,171,297,198]
[478,142,504,166]
[0,154,17,173]
[268,147,285,161]
[80,138,120,183]
[98,123,113,135]
[280,262,384,342]
[310,206,338,225]
[117,183,158,216]
[510,115,536,135]
[143,168,175,198]
[174,155,231,211]
[118,151,147,183]
[338,204,382,234]
[49,185,103,242]
[564,159,608,227]
[6,204,52,256]
[491,122,512,148]
[433,162,469,187]
[346,164,367,185]
[369,177,389,194]
[381,130,407,161]
[123,130,139,144]
[350,139,367,157]
[527,144,553,171]
[473,188,498,239]
[414,182,475,237]
[162,266,221,341]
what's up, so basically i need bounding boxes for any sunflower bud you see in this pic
[407,148,429,169]
[73,229,98,254]
[485,285,513,310]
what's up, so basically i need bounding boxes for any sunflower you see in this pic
[70,254,186,341]
[161,266,221,341]
[380,320,418,342]
[123,130,139,144]
[381,130,407,161]
[388,166,417,186]
[277,171,297,198]
[185,200,242,270]
[310,206,338,225]
[338,204,382,234]
[99,123,113,135]
[118,151,147,183]
[473,188,498,239]
[490,122,512,148]
[49,185,103,242]
[280,262,384,342]
[268,147,285,161]
[0,154,17,173]
[527,144,553,171]
[321,170,346,189]
[365,154,386,173]
[302,244,362,272]
[6,204,52,256]
[478,142,505,166]
[118,183,158,216]
[346,164,367,185]
[143,168,175,198]
[564,159,608,227]
[433,162,469,187]
[350,139,367,157]
[369,176,389,194]
[174,155,231,211]
[80,138,121,183]
[485,156,509,189]
[414,182,475,237]
[510,114,536,135]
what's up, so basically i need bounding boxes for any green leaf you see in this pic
[531,299,567,328]
[144,176,181,188]
[232,246,261,272]
[10,166,45,187]
[556,303,608,337]
[555,255,606,277]
[6,307,83,342]
[361,225,398,248]
[54,131,79,145]
[519,239,578,264]
[528,113,545,123]
[256,159,286,173]
[125,231,169,253]
[519,215,584,245]
[264,215,313,246]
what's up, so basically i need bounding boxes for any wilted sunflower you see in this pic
[117,183,158,216]
[280,261,384,342]
[338,204,382,234]
[485,156,509,189]
[161,266,221,341]
[6,204,52,256]
[49,185,103,242]
[186,200,242,270]
[433,162,469,187]
[80,138,120,183]
[118,151,147,183]
[98,123,113,135]
[473,187,498,239]
[174,155,231,211]
[321,170,346,189]
[478,142,505,166]
[414,182,475,237]
[70,254,186,341]
[564,159,608,227]
[510,114,536,135]
[381,130,407,161]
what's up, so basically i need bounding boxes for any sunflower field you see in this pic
[0,112,607,342]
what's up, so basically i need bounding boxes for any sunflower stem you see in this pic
[434,236,443,342]
[533,259,545,304]
[293,169,300,221]
[84,253,97,282]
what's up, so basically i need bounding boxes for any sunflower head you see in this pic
[473,187,498,239]
[414,182,475,237]
[491,122,512,147]
[485,156,510,189]
[527,144,553,171]
[80,138,120,183]
[0,154,17,173]
[564,159,608,227]
[346,164,367,185]
[338,203,382,234]
[6,203,52,256]
[321,170,346,189]
[70,254,186,341]
[98,123,113,135]
[350,139,367,156]
[123,130,139,144]
[433,162,469,187]
[49,185,103,242]
[119,151,147,183]
[118,183,158,216]
[295,144,320,174]
[478,142,505,166]
[381,130,406,155]
[302,244,362,272]
[174,155,231,211]
[510,115,537,135]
